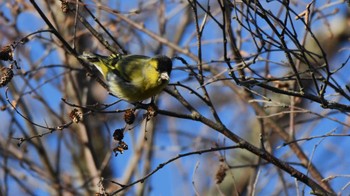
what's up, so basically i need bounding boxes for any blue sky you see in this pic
[1,0,350,195]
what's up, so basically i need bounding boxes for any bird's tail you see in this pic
[79,52,120,76]
[79,52,108,62]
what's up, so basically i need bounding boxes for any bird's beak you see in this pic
[160,72,170,81]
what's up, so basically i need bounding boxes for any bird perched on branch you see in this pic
[80,52,172,102]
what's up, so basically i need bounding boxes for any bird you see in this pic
[79,52,173,102]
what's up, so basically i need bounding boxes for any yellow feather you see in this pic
[80,52,172,102]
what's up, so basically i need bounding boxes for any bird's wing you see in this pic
[113,55,150,83]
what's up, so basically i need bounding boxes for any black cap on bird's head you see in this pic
[152,55,173,82]
[154,55,173,75]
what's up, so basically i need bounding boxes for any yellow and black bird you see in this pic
[80,52,172,102]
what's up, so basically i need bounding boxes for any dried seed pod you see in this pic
[0,45,13,61]
[113,128,124,141]
[124,109,135,124]
[215,164,228,184]
[113,141,128,156]
[147,104,158,118]
[0,67,14,87]
[60,0,69,13]
[69,108,83,123]
[0,105,6,111]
